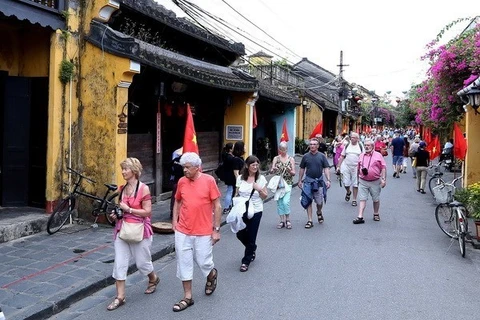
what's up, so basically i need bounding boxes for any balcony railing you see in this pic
[20,0,66,12]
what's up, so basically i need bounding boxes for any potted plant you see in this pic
[457,183,480,240]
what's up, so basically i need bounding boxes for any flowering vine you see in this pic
[410,18,480,131]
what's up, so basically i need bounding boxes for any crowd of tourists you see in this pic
[106,127,442,313]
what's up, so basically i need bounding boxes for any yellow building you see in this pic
[0,0,257,223]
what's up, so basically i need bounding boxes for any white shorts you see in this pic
[341,165,359,187]
[175,231,214,281]
[112,236,154,280]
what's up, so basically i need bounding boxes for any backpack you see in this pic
[215,163,225,182]
[345,142,363,153]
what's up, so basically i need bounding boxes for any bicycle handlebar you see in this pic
[66,167,97,184]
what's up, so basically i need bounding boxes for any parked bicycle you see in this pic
[47,167,119,235]
[433,176,469,257]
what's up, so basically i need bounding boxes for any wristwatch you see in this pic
[214,227,220,232]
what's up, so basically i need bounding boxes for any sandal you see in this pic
[205,268,217,295]
[317,211,324,223]
[240,264,249,272]
[345,191,351,202]
[251,252,256,262]
[351,200,357,207]
[145,274,160,294]
[353,217,365,224]
[285,220,292,229]
[107,297,126,311]
[173,298,194,312]
[373,214,380,221]
[305,221,313,229]
[277,221,285,229]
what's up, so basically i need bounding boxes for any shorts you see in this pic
[175,231,214,281]
[392,156,403,166]
[358,179,382,202]
[341,165,358,187]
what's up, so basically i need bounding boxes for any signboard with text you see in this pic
[226,125,243,141]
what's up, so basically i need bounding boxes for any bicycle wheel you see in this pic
[457,208,467,258]
[47,197,75,235]
[435,203,455,238]
[429,176,444,197]
[104,192,119,226]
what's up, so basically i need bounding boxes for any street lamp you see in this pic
[457,77,480,114]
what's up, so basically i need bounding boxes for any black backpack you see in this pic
[215,163,225,181]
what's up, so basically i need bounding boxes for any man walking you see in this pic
[172,152,222,312]
[336,132,363,206]
[298,138,331,228]
[353,139,387,224]
[390,131,405,178]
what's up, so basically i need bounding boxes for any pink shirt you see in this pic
[114,182,153,239]
[358,151,386,181]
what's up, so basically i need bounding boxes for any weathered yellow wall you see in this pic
[0,22,50,76]
[250,56,272,65]
[224,92,253,153]
[465,112,480,186]
[303,101,323,139]
[296,105,303,138]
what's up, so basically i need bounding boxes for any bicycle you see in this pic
[433,176,469,257]
[47,167,119,235]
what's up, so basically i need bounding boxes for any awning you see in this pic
[1,0,65,30]
[87,21,258,92]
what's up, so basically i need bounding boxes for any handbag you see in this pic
[412,157,417,168]
[119,220,144,243]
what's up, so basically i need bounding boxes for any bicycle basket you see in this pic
[432,184,454,204]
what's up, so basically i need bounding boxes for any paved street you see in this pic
[49,167,480,320]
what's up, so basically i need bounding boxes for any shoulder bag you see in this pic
[117,182,144,243]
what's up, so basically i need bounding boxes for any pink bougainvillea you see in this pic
[411,21,480,130]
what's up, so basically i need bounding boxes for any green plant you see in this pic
[456,182,480,219]
[295,137,307,154]
[59,59,75,84]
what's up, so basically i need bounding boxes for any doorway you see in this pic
[0,74,48,208]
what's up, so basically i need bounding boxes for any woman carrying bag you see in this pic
[269,141,295,229]
[235,155,268,272]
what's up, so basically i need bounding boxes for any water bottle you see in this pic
[0,307,6,320]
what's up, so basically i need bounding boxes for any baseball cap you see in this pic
[419,141,427,148]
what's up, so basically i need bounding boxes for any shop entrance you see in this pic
[0,74,48,208]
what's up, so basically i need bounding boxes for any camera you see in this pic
[114,207,124,219]
[361,168,369,175]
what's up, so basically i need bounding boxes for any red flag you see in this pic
[424,127,432,145]
[183,104,199,154]
[280,118,289,142]
[426,135,440,159]
[453,123,467,160]
[252,105,258,129]
[309,121,323,138]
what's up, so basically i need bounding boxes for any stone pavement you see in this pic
[0,155,303,320]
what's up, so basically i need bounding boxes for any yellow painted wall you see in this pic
[224,92,254,155]
[296,105,304,138]
[249,56,272,65]
[303,101,323,139]
[0,22,50,76]
[465,112,480,186]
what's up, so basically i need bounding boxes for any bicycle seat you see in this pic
[448,201,464,208]
[105,184,118,191]
[432,172,444,177]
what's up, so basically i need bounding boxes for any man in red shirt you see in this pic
[172,152,222,312]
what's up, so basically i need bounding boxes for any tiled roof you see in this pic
[249,51,273,58]
[87,21,258,92]
[258,81,300,105]
[120,0,245,56]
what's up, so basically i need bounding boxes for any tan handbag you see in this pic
[118,220,144,243]
[412,157,417,168]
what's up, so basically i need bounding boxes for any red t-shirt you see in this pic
[175,173,221,236]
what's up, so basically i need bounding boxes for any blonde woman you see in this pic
[270,142,295,229]
[107,158,158,311]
